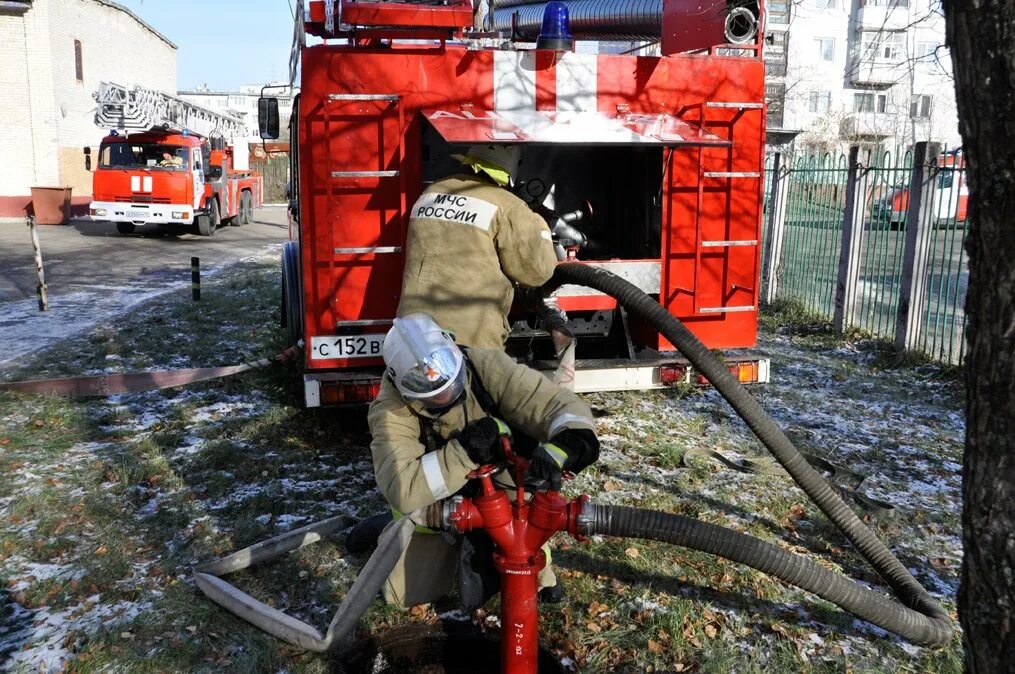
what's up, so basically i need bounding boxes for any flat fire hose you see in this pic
[194,513,418,653]
[0,347,300,397]
[681,447,896,519]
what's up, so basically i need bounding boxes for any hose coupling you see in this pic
[574,497,596,539]
[420,498,461,531]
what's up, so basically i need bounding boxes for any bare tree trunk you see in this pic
[943,1,1015,670]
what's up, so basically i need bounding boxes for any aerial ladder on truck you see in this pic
[88,83,263,236]
[93,81,245,140]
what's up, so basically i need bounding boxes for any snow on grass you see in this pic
[0,255,966,672]
[1,597,149,673]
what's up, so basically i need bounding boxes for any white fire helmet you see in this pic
[382,313,466,410]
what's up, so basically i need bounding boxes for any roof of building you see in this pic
[94,0,177,50]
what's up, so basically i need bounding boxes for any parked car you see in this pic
[868,152,967,229]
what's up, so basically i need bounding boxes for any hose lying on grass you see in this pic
[545,263,954,647]
[194,513,417,652]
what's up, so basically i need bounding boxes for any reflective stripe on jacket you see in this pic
[367,348,595,515]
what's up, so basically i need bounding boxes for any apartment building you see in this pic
[765,0,960,154]
[178,86,295,145]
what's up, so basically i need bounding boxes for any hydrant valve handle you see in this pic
[467,464,500,480]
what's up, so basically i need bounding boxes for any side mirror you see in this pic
[84,146,92,171]
[258,97,280,140]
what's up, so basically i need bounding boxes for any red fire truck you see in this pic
[264,0,768,406]
[89,83,263,236]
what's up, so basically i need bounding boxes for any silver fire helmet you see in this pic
[382,313,466,410]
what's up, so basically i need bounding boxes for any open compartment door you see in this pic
[425,108,730,147]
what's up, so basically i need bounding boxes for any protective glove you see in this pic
[526,428,600,491]
[458,416,512,465]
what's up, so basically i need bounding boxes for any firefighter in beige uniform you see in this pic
[397,144,557,349]
[368,314,599,608]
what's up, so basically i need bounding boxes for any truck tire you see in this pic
[234,191,251,226]
[281,241,304,345]
[197,199,219,236]
[116,222,135,236]
[244,191,254,224]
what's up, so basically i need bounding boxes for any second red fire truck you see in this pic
[89,83,263,237]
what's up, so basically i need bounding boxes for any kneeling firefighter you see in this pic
[397,144,558,350]
[364,313,599,609]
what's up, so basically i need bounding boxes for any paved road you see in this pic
[0,208,288,368]
[0,208,289,303]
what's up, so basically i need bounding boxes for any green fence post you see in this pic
[895,141,942,352]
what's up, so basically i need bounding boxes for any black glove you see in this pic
[526,428,600,491]
[458,416,512,465]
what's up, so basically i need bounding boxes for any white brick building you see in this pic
[178,85,295,146]
[0,0,176,216]
[765,0,960,154]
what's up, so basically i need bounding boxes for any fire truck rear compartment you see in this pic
[423,125,666,361]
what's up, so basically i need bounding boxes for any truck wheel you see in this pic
[116,222,135,236]
[198,200,219,236]
[233,192,249,226]
[244,191,254,224]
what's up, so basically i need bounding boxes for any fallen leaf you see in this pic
[409,604,430,617]
[185,626,197,633]
[704,623,718,639]
[647,639,664,654]
[603,480,622,492]
[94,546,108,556]
[588,600,610,616]
[624,547,640,559]
[586,621,602,634]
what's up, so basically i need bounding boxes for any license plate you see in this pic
[310,334,384,360]
[127,210,148,219]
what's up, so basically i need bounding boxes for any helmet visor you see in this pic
[397,346,461,396]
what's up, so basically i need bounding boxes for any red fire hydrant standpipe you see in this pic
[446,438,587,674]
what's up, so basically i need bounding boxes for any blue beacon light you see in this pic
[536,1,574,52]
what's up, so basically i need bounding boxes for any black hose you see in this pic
[584,505,952,646]
[545,263,953,646]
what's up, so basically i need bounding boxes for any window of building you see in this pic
[809,91,832,113]
[860,31,905,60]
[766,83,786,128]
[910,94,932,118]
[74,39,83,82]
[812,0,836,8]
[815,37,835,62]
[764,32,788,77]
[863,0,909,7]
[854,92,887,113]
[768,0,790,24]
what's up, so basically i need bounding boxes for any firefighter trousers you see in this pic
[382,529,558,609]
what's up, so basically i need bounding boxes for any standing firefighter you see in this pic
[397,144,558,349]
[364,314,599,608]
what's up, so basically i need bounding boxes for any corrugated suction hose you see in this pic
[545,263,954,646]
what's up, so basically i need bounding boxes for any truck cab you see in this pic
[88,128,261,236]
[90,130,207,234]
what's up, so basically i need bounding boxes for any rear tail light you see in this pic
[320,380,382,405]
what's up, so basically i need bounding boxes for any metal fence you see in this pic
[762,141,969,365]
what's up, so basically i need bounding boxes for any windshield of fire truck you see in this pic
[99,143,190,171]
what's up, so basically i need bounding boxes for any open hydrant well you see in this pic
[331,624,564,674]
